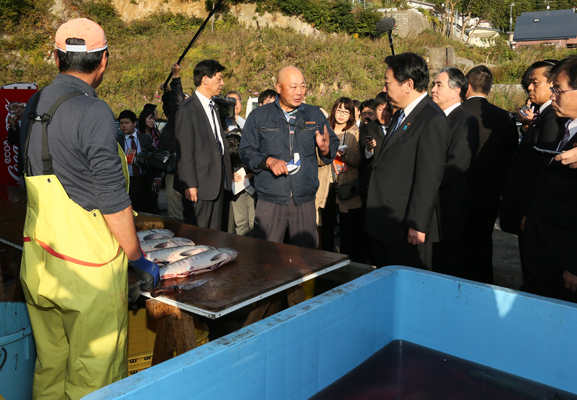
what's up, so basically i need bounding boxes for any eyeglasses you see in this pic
[550,87,577,96]
[335,110,350,115]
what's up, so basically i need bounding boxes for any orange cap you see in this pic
[55,18,108,53]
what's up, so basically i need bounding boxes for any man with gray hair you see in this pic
[431,66,479,278]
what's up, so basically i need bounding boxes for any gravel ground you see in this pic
[492,222,523,290]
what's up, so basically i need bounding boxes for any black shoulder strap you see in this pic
[24,90,86,176]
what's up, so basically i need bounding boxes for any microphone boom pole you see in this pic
[375,17,396,57]
[163,0,225,88]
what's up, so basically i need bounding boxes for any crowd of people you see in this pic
[94,52,577,305]
[12,17,577,399]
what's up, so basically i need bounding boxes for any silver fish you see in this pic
[140,237,195,253]
[145,245,214,264]
[159,248,238,280]
[137,229,175,241]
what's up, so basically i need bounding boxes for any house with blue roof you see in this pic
[513,8,577,49]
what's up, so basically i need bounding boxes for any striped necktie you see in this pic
[209,100,223,156]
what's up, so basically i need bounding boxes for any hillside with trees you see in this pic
[1,0,575,116]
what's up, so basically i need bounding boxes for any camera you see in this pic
[211,96,237,120]
[365,134,373,141]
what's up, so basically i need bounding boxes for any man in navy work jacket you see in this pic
[239,66,339,249]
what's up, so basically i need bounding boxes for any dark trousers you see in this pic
[254,199,318,249]
[464,207,498,284]
[182,183,224,230]
[432,242,468,279]
[432,220,468,279]
[129,176,150,213]
[320,187,364,262]
[339,207,364,263]
[371,238,432,270]
[360,192,375,265]
[320,186,338,253]
[520,272,577,303]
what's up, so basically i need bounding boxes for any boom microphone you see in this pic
[376,17,396,57]
[376,18,396,35]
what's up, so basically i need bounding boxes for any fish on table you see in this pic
[159,248,238,280]
[145,245,215,264]
[137,229,175,241]
[140,237,195,253]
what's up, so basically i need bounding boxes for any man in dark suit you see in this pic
[521,56,577,302]
[366,52,450,270]
[117,109,158,214]
[430,67,479,278]
[462,66,518,284]
[500,60,567,282]
[174,59,232,230]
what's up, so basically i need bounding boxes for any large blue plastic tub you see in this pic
[84,267,577,399]
[0,302,36,400]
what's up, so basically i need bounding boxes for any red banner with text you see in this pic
[1,83,38,186]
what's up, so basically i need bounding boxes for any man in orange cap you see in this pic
[19,18,159,399]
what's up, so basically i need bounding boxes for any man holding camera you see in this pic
[174,59,232,230]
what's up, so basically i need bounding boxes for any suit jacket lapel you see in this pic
[380,96,428,155]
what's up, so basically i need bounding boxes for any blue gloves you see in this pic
[130,253,160,291]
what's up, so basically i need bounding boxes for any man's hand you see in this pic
[563,270,577,292]
[316,125,331,156]
[407,228,426,245]
[185,187,198,202]
[266,157,289,176]
[520,216,526,232]
[366,138,377,151]
[337,148,348,157]
[129,254,160,291]
[233,173,242,182]
[154,178,162,188]
[517,108,534,125]
[171,62,180,78]
[555,148,577,168]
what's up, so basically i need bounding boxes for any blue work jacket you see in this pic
[239,97,339,206]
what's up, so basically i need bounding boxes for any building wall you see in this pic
[380,10,434,38]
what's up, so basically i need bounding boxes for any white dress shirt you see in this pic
[398,92,428,126]
[195,90,225,150]
[444,102,461,116]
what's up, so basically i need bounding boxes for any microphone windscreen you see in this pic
[376,17,396,34]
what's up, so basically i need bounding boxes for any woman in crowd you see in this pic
[138,109,161,148]
[138,108,162,214]
[316,97,364,262]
